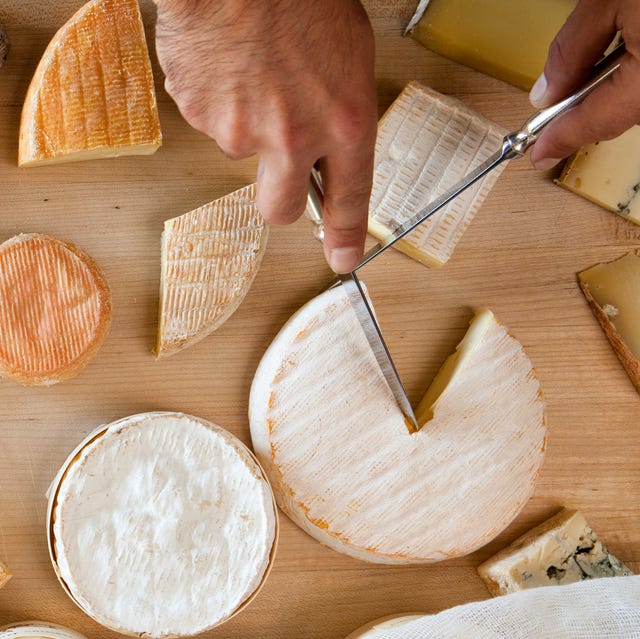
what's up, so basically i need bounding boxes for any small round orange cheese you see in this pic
[0,234,111,385]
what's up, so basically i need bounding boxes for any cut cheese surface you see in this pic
[369,82,507,268]
[19,0,161,167]
[49,412,277,637]
[0,558,10,589]
[250,285,546,564]
[406,0,576,90]
[557,127,640,225]
[0,622,88,639]
[478,508,632,596]
[0,234,111,385]
[578,250,640,393]
[157,184,268,357]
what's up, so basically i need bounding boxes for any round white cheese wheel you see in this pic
[48,412,277,637]
[250,285,546,563]
[344,614,426,638]
[0,621,87,639]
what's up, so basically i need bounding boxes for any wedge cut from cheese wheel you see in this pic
[47,412,278,638]
[157,184,268,357]
[368,82,508,267]
[0,234,111,385]
[0,558,10,589]
[0,622,88,639]
[250,286,546,563]
[19,0,161,167]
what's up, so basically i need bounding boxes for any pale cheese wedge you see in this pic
[0,558,10,589]
[369,82,508,268]
[557,127,640,225]
[478,508,633,596]
[578,250,640,393]
[250,285,546,564]
[19,0,161,167]
[0,622,88,639]
[48,412,277,637]
[157,184,268,357]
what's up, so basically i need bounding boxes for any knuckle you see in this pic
[329,101,377,148]
[213,113,254,158]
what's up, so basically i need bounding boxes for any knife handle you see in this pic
[306,168,325,242]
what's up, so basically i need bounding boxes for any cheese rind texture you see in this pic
[478,508,632,596]
[406,0,576,90]
[0,622,88,639]
[249,285,546,564]
[557,127,640,225]
[157,184,268,357]
[19,0,161,167]
[578,250,640,393]
[51,412,277,637]
[369,82,507,268]
[0,234,111,385]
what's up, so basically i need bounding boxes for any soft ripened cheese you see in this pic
[369,82,507,268]
[250,285,546,564]
[345,615,426,639]
[478,508,632,596]
[578,250,640,393]
[157,184,268,357]
[406,0,576,90]
[557,127,640,225]
[49,412,277,637]
[0,622,88,639]
[0,558,10,589]
[19,0,161,167]
[0,234,111,385]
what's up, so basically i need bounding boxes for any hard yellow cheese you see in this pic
[406,0,576,90]
[369,82,507,268]
[578,250,640,393]
[557,127,640,225]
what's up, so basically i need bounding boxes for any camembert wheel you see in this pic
[250,285,546,563]
[0,234,111,385]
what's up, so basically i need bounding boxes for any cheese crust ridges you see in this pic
[0,622,88,639]
[249,285,546,564]
[478,508,633,596]
[578,250,640,394]
[557,127,640,225]
[0,558,11,589]
[19,0,161,167]
[49,412,277,637]
[0,234,111,385]
[369,82,507,268]
[157,184,268,357]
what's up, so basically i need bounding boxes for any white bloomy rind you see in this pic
[250,286,546,564]
[50,412,277,638]
[0,622,88,639]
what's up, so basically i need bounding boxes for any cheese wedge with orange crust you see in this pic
[157,184,268,357]
[19,0,161,167]
[250,286,546,564]
[0,234,111,385]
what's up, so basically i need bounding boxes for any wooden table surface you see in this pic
[0,1,638,637]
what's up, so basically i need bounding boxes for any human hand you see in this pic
[529,0,640,170]
[153,0,377,273]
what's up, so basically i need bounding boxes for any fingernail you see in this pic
[533,156,562,171]
[328,247,360,274]
[529,72,549,108]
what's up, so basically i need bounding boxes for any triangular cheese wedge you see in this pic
[19,0,161,167]
[157,184,268,357]
[369,82,507,267]
[250,286,546,563]
[0,234,111,385]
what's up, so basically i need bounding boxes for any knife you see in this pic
[306,42,625,431]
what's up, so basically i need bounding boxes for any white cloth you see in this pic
[372,577,640,639]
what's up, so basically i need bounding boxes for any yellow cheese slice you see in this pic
[369,82,507,268]
[156,184,268,357]
[578,250,640,393]
[250,285,546,563]
[406,0,576,90]
[478,508,633,596]
[557,127,640,225]
[0,558,11,589]
[19,0,161,167]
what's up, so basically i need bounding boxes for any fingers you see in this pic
[530,0,617,108]
[530,51,640,168]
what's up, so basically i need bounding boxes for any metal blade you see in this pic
[341,272,419,433]
[353,148,508,271]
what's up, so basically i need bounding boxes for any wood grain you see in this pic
[0,2,639,638]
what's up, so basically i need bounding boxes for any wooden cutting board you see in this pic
[0,2,638,637]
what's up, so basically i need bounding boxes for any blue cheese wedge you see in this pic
[48,412,277,637]
[478,508,633,596]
